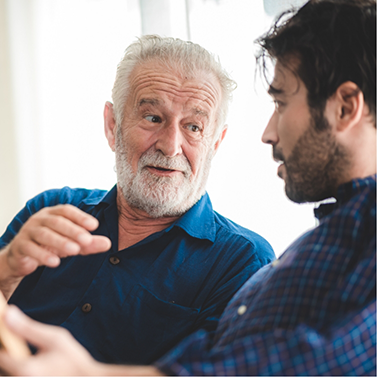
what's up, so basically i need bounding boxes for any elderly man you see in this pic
[0,0,374,375]
[0,36,274,365]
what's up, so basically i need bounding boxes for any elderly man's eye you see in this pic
[187,125,201,132]
[145,115,162,123]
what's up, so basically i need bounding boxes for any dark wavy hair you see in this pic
[255,0,376,123]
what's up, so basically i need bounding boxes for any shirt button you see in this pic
[109,256,120,265]
[81,303,92,313]
[271,259,280,267]
[237,305,247,315]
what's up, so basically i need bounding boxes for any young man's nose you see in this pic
[261,113,279,145]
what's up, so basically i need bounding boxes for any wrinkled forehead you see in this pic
[128,60,223,113]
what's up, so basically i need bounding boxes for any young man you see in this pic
[0,0,375,375]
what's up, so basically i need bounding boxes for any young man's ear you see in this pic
[104,101,117,151]
[213,126,228,154]
[332,81,364,132]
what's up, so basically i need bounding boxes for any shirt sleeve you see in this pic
[0,190,61,248]
[0,200,36,248]
[0,187,102,249]
[155,301,376,376]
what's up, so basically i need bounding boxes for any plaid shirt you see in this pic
[156,175,376,376]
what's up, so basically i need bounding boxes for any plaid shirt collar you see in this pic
[314,174,377,220]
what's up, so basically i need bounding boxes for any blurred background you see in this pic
[0,0,313,256]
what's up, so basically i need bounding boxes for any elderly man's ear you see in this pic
[213,126,228,154]
[104,101,116,152]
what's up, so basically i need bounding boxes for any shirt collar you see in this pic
[82,185,216,243]
[172,192,216,243]
[314,174,376,220]
[82,185,117,206]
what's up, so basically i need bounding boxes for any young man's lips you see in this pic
[277,163,285,178]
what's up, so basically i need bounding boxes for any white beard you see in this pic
[115,133,213,218]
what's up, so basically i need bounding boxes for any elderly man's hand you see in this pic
[0,306,165,376]
[0,205,111,298]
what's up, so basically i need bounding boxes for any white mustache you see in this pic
[139,150,191,177]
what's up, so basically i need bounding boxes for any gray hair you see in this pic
[112,35,237,135]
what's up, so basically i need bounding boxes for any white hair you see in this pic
[112,35,237,135]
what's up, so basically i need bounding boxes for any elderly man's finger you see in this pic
[9,241,60,269]
[80,236,112,255]
[46,205,99,231]
[31,206,100,248]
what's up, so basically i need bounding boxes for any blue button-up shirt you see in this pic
[0,186,275,364]
[156,175,376,375]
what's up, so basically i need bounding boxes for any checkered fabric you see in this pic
[155,175,376,376]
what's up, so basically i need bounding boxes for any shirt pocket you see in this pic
[123,284,199,363]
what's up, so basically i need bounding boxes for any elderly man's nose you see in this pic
[261,113,279,145]
[155,122,183,157]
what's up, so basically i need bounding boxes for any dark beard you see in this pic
[283,112,350,203]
